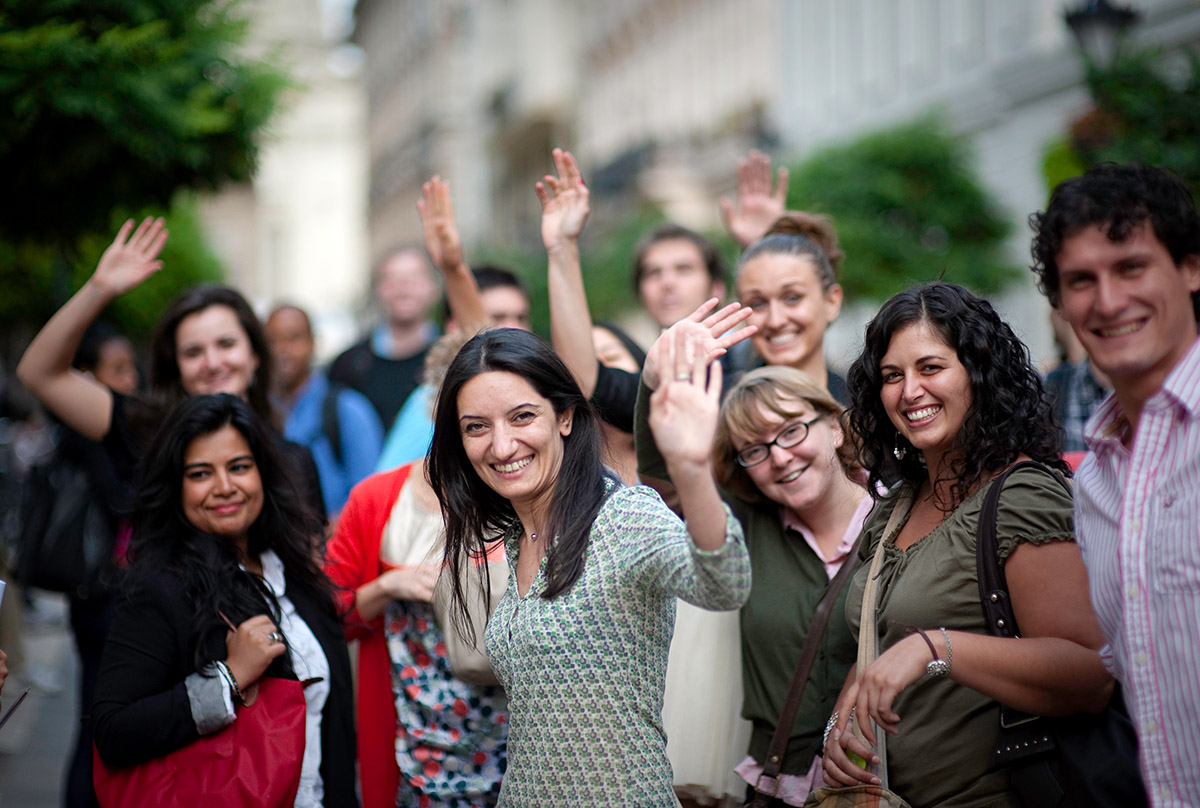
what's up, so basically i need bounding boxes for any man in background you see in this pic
[267,304,383,517]
[329,247,440,432]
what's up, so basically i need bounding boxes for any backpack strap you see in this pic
[322,381,345,466]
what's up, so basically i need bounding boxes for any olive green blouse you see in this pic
[846,466,1074,808]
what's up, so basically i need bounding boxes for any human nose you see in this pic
[900,373,924,402]
[767,441,792,466]
[490,425,519,458]
[1093,274,1126,317]
[212,469,235,495]
[764,299,786,328]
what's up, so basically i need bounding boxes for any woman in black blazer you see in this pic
[92,394,356,807]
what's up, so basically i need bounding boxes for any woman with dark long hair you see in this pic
[426,327,751,805]
[17,218,322,516]
[822,283,1112,807]
[90,394,355,806]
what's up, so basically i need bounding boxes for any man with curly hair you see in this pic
[1030,162,1200,805]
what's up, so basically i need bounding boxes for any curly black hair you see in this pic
[1030,162,1200,321]
[847,282,1068,507]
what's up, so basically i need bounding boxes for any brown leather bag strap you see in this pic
[750,522,870,801]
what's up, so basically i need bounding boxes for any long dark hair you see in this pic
[847,282,1067,506]
[149,286,274,424]
[125,394,332,670]
[427,329,613,628]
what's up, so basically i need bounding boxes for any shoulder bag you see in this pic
[976,461,1145,808]
[805,494,913,808]
[93,676,307,808]
[743,525,867,807]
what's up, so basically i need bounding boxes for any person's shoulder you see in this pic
[346,463,413,508]
[334,383,382,425]
[329,338,374,378]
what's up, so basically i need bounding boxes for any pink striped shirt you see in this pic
[1077,336,1200,807]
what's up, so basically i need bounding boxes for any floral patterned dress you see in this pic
[385,597,508,808]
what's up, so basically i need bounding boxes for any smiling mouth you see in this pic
[905,405,941,422]
[778,466,808,484]
[210,503,244,515]
[1096,320,1146,338]
[493,457,532,474]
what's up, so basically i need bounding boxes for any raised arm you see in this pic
[635,300,756,499]
[417,176,487,331]
[537,148,598,394]
[17,217,168,441]
[719,149,788,249]
[647,328,728,551]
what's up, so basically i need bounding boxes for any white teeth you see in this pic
[770,333,797,345]
[494,457,532,473]
[905,406,940,421]
[779,468,803,483]
[1099,321,1144,337]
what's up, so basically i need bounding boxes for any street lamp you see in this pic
[1064,0,1141,67]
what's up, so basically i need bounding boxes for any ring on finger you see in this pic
[267,631,283,644]
[674,373,692,382]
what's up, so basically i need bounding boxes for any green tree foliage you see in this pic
[1052,48,1200,195]
[786,115,1020,302]
[1,0,287,243]
[0,0,287,344]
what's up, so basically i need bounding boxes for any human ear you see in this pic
[824,283,844,324]
[559,406,576,437]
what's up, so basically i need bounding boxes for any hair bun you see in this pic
[765,213,844,275]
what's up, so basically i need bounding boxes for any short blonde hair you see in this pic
[714,365,859,502]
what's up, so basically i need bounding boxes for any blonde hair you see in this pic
[714,365,859,502]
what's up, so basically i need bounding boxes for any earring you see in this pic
[893,443,907,461]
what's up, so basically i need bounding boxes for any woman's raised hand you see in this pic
[642,299,756,390]
[536,148,590,251]
[649,328,723,469]
[417,176,466,275]
[719,150,788,248]
[223,614,288,692]
[90,217,169,297]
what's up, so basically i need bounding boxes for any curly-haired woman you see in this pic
[821,282,1114,807]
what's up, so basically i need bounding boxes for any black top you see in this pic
[328,337,428,432]
[91,567,358,806]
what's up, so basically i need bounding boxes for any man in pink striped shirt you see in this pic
[1031,163,1200,806]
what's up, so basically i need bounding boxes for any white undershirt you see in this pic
[258,550,330,808]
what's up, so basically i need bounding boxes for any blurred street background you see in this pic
[4,0,1200,804]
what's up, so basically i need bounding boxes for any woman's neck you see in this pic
[793,475,866,552]
[795,353,828,389]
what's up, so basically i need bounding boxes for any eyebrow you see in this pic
[459,402,541,422]
[182,454,255,471]
[880,354,945,369]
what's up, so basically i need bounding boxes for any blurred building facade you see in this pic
[198,0,368,359]
[354,0,1199,360]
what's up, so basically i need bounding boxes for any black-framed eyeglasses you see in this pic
[735,415,823,468]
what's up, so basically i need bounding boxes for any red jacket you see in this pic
[324,463,413,808]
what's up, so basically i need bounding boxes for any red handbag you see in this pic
[93,676,307,808]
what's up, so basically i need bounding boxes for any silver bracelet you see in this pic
[940,627,953,674]
[213,659,244,704]
[822,711,839,748]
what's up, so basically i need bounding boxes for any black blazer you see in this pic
[92,567,358,807]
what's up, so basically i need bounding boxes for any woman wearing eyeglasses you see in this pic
[638,322,869,806]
